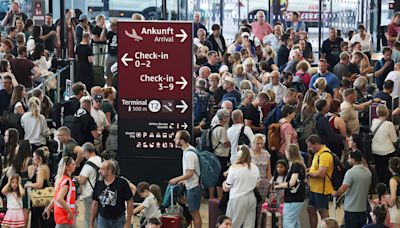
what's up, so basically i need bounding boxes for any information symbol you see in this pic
[148,100,161,113]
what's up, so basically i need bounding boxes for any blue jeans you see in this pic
[283,201,305,228]
[98,214,126,228]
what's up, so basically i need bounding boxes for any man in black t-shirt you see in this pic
[41,14,57,53]
[69,82,87,114]
[0,75,13,116]
[91,160,133,228]
[243,92,269,133]
[321,27,344,70]
[70,96,99,146]
[373,80,394,110]
[105,20,118,86]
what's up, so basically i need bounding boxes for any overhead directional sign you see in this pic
[118,21,193,164]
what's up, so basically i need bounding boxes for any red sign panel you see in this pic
[118,21,193,159]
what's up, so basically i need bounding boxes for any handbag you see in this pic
[30,187,55,208]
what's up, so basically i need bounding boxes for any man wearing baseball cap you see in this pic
[91,94,109,152]
[76,14,89,44]
[221,76,241,108]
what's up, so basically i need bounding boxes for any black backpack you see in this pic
[237,125,250,146]
[51,100,73,128]
[197,124,222,152]
[318,150,345,191]
[84,158,104,189]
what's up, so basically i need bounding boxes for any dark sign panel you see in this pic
[118,21,193,184]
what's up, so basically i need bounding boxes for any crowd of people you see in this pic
[0,1,398,228]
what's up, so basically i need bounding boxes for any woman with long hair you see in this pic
[274,144,307,228]
[20,97,51,152]
[3,128,18,169]
[21,19,34,41]
[251,134,272,228]
[26,148,51,228]
[6,140,32,226]
[27,25,44,54]
[328,99,348,159]
[102,87,117,124]
[9,84,27,116]
[301,90,318,123]
[223,145,259,228]
[56,9,75,58]
[43,157,76,228]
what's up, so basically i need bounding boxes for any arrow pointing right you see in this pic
[181,122,188,130]
[175,100,188,113]
[175,29,188,42]
[121,53,133,67]
[175,77,188,90]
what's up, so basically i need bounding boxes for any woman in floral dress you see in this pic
[251,133,272,228]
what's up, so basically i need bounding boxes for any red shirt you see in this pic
[386,22,400,47]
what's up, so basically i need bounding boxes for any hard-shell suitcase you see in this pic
[161,185,184,228]
[209,198,224,228]
[261,189,283,228]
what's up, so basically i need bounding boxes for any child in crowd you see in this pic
[134,182,162,228]
[271,159,288,203]
[372,183,391,226]
[1,174,25,228]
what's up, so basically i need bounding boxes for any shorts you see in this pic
[389,203,400,224]
[308,192,330,211]
[186,185,202,212]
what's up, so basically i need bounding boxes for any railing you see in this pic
[27,61,74,102]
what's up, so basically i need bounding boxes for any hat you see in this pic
[241,32,250,38]
[223,76,235,85]
[94,94,103,101]
[82,142,96,152]
[78,14,88,22]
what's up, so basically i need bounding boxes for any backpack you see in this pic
[197,124,222,152]
[263,106,280,135]
[84,158,104,189]
[237,125,250,146]
[267,123,281,151]
[51,100,73,128]
[187,148,221,189]
[193,93,210,124]
[298,114,318,143]
[318,151,345,191]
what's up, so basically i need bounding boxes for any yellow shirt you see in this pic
[309,146,334,195]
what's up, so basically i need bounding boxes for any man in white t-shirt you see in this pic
[385,62,400,98]
[77,142,103,228]
[90,94,109,152]
[169,130,202,228]
[227,109,254,164]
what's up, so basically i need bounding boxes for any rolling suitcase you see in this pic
[161,185,183,228]
[209,198,224,228]
[261,189,283,228]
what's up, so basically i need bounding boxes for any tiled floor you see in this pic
[74,198,346,228]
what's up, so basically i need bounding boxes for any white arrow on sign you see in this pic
[121,53,133,67]
[175,77,188,90]
[176,100,188,113]
[181,122,188,130]
[175,29,188,42]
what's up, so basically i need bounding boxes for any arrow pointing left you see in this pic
[175,29,188,42]
[121,53,133,67]
[175,100,188,113]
